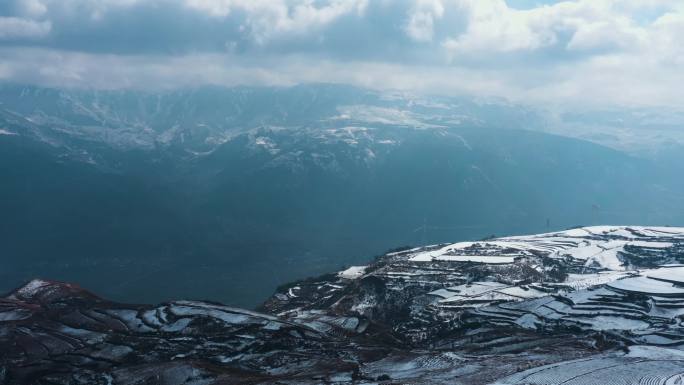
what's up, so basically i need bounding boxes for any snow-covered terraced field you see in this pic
[465,265,684,344]
[495,351,684,385]
[608,275,684,296]
[6,226,684,384]
[428,281,549,309]
[410,226,684,271]
[265,226,684,348]
[0,279,373,384]
[648,267,684,285]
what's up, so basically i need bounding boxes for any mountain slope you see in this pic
[2,226,684,384]
[2,84,684,307]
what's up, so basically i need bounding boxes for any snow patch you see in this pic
[411,252,515,264]
[13,279,51,298]
[646,266,684,285]
[0,128,17,136]
[338,266,368,279]
[608,276,684,296]
[627,345,684,359]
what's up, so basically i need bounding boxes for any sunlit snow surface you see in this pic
[261,225,684,383]
[608,274,684,296]
[494,352,684,385]
[337,265,368,279]
[342,226,684,347]
[410,225,684,270]
[647,266,684,284]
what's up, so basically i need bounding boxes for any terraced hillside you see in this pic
[3,226,684,384]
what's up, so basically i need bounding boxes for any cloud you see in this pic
[443,1,557,55]
[184,0,368,44]
[441,0,655,58]
[405,0,445,42]
[0,0,683,108]
[16,0,47,18]
[0,17,50,39]
[0,47,518,98]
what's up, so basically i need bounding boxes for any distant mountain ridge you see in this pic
[1,84,684,308]
[0,83,544,155]
[2,83,683,156]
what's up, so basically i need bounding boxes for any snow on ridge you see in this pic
[412,254,516,264]
[0,128,18,136]
[338,266,368,279]
[407,226,684,270]
[563,271,632,290]
[608,275,684,296]
[21,279,49,293]
[504,225,684,240]
[543,225,684,239]
[9,279,51,299]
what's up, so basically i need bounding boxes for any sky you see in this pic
[0,0,683,108]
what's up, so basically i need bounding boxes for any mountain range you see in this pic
[2,83,684,307]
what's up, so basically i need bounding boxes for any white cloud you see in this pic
[0,47,514,99]
[184,0,368,44]
[405,0,445,42]
[442,0,559,55]
[440,0,674,57]
[17,0,48,18]
[0,17,51,39]
[566,20,643,52]
[183,0,232,17]
[651,10,684,64]
[1,0,684,109]
[3,45,683,109]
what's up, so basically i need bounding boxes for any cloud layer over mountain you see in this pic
[1,0,683,107]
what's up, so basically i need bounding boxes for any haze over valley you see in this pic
[3,84,684,307]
